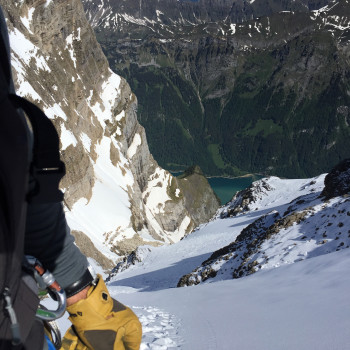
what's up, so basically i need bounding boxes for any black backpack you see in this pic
[0,13,65,349]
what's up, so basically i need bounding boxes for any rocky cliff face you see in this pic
[83,0,350,178]
[83,0,329,27]
[1,0,219,267]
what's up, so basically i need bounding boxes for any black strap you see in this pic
[9,94,66,203]
[64,269,94,298]
[0,25,11,90]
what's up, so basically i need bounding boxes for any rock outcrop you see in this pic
[220,177,274,217]
[321,159,350,199]
[176,166,220,229]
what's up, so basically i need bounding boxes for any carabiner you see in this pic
[26,256,67,321]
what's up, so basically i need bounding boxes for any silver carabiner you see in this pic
[26,256,67,321]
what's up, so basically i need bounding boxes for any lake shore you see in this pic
[170,170,265,204]
[206,173,265,180]
[207,176,265,205]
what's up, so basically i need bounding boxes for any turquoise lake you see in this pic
[172,172,262,205]
[207,176,260,205]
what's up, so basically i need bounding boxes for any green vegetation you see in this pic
[119,64,227,175]
[244,119,283,137]
[207,144,226,169]
[97,9,350,178]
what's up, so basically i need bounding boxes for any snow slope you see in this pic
[52,175,350,349]
[53,248,350,350]
[119,249,350,350]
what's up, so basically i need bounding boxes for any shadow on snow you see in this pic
[108,253,211,292]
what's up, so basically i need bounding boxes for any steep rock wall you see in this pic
[1,0,219,266]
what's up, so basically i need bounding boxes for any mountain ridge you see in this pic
[83,0,350,177]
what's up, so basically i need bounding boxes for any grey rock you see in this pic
[321,159,350,199]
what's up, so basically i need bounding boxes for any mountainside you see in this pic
[83,0,329,27]
[1,0,219,268]
[178,158,350,286]
[83,0,350,177]
[105,159,350,286]
[79,159,350,349]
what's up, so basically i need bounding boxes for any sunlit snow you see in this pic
[127,133,142,159]
[80,132,92,152]
[20,8,35,34]
[54,174,350,349]
[143,168,172,215]
[90,71,121,125]
[65,136,135,254]
[9,28,51,72]
[43,103,67,121]
[60,123,78,150]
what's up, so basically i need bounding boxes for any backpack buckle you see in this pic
[28,161,66,203]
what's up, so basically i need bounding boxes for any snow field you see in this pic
[108,176,327,289]
[116,248,350,350]
[108,175,350,349]
[133,306,183,350]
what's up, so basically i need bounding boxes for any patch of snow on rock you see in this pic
[20,8,35,34]
[127,133,142,159]
[60,123,77,150]
[143,168,172,215]
[43,103,67,121]
[90,70,121,125]
[80,132,91,152]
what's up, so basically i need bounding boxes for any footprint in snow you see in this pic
[132,306,183,350]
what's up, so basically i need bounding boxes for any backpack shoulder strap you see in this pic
[0,19,11,90]
[9,94,66,204]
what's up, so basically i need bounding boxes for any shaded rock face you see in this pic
[176,166,220,229]
[2,0,219,266]
[83,0,350,178]
[83,0,329,27]
[321,159,350,199]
